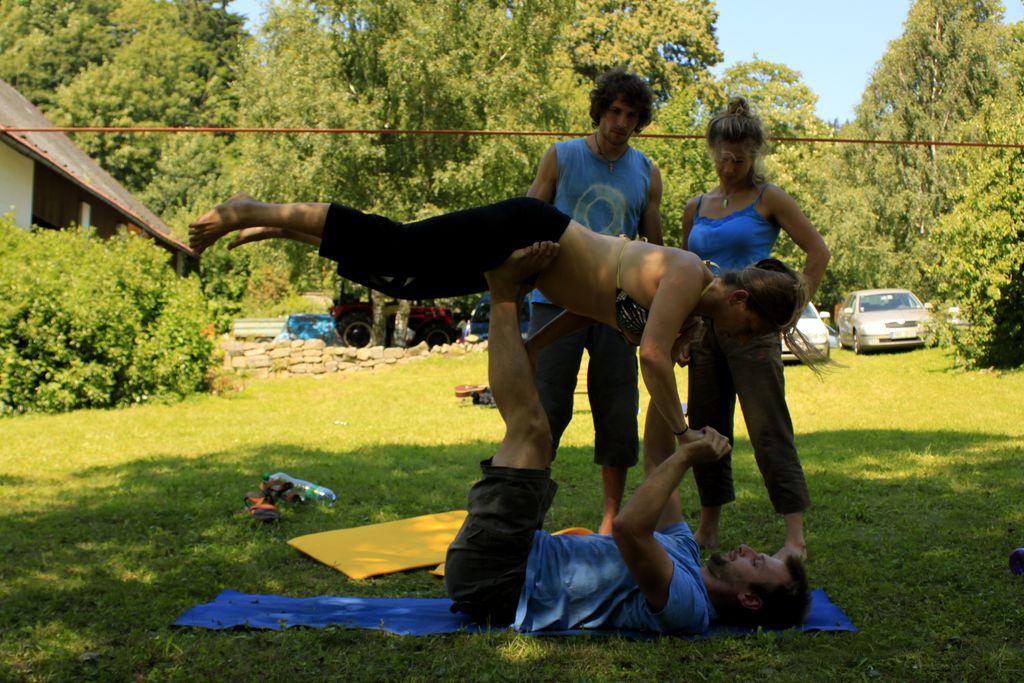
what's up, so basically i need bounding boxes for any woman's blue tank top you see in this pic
[687,187,778,271]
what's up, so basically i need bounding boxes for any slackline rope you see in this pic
[1,126,1021,150]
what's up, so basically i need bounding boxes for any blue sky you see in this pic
[226,0,1024,125]
[714,0,1024,124]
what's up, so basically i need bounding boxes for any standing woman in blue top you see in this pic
[681,97,830,561]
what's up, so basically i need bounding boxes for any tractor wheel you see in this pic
[338,312,373,348]
[416,322,454,348]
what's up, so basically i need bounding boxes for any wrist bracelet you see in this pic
[673,426,689,437]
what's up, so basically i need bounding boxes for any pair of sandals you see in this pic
[245,478,303,522]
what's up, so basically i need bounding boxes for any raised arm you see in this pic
[612,428,729,611]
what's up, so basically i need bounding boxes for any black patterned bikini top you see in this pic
[614,238,649,340]
[614,239,716,342]
[615,289,648,339]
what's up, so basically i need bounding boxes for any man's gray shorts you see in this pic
[444,459,557,626]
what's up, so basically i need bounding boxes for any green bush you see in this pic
[0,218,213,415]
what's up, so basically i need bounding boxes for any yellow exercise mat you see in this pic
[288,510,468,580]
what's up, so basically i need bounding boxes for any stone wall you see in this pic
[220,338,487,378]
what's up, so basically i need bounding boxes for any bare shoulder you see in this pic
[676,247,704,271]
[760,183,796,207]
[540,144,559,167]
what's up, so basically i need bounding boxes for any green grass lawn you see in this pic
[2,347,1022,681]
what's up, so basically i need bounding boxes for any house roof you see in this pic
[0,78,194,257]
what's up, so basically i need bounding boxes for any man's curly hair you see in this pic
[589,68,655,133]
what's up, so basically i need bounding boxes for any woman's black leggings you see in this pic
[317,197,571,299]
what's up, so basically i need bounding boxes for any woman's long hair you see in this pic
[722,258,830,370]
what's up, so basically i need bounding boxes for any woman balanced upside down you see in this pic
[190,193,812,449]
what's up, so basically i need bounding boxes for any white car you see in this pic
[781,302,831,362]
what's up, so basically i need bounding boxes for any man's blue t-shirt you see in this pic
[513,522,715,634]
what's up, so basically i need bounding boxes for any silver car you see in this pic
[836,289,929,354]
[782,302,831,361]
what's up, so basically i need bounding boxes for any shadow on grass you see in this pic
[2,429,1022,679]
[712,428,1022,644]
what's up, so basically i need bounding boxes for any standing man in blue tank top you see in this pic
[682,97,830,561]
[526,68,664,534]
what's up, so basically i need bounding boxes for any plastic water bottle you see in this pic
[1011,548,1024,576]
[264,472,336,506]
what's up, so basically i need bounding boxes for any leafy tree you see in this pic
[563,0,721,101]
[49,0,246,196]
[194,0,726,341]
[834,0,1008,301]
[926,47,1024,367]
[722,59,821,138]
[0,0,120,109]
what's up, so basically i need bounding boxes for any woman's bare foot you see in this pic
[227,227,283,250]
[189,192,260,254]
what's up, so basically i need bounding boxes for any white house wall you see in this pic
[0,141,33,228]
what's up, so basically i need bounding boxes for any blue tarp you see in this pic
[274,314,341,344]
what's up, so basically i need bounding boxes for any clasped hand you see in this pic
[681,426,730,464]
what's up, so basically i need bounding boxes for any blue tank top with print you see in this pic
[687,187,778,271]
[532,137,651,304]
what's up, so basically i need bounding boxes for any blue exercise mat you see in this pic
[175,588,856,637]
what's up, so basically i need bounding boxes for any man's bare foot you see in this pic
[189,192,259,254]
[598,516,615,536]
[774,543,808,562]
[486,241,560,299]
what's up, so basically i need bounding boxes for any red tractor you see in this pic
[329,299,456,348]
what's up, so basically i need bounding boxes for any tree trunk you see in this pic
[393,299,411,348]
[370,289,388,347]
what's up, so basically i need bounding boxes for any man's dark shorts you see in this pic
[444,459,557,626]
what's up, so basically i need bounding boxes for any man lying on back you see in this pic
[444,242,809,633]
